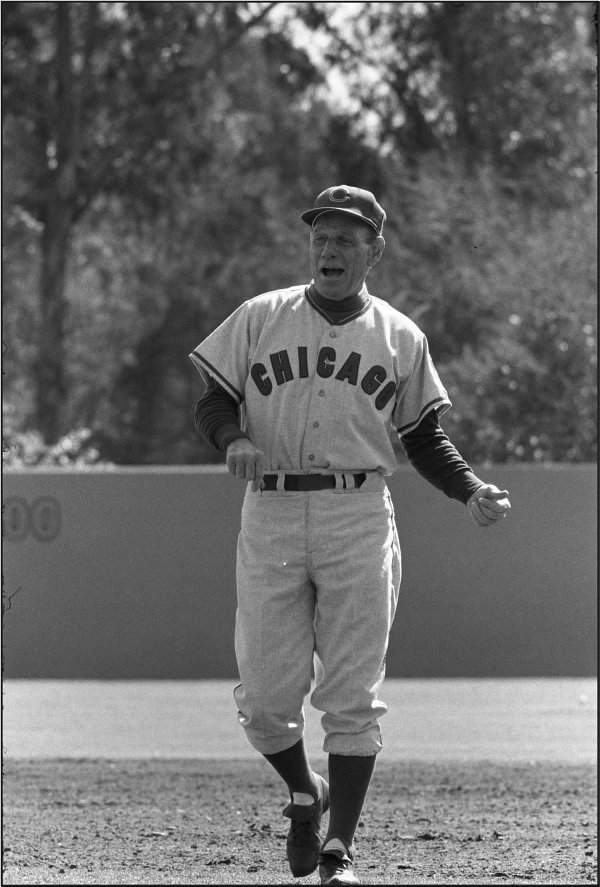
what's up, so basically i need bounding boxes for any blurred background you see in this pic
[2,1,597,469]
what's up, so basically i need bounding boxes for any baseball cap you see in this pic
[301,185,386,235]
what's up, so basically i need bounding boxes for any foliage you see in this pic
[1,1,597,466]
[376,160,597,464]
[302,2,596,194]
[2,404,111,468]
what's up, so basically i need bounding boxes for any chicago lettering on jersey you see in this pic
[250,345,396,410]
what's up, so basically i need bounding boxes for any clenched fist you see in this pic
[467,484,511,528]
[226,438,266,492]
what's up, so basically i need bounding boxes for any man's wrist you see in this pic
[216,425,250,453]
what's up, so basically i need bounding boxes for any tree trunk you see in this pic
[436,4,477,176]
[35,195,73,443]
[35,2,79,443]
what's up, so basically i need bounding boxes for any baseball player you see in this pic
[190,186,511,885]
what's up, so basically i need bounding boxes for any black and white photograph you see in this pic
[2,2,597,885]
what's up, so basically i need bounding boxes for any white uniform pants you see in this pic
[233,472,401,756]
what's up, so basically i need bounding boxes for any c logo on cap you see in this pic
[329,187,351,203]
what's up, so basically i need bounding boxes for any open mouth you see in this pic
[321,267,345,279]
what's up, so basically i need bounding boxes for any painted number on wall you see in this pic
[3,496,61,542]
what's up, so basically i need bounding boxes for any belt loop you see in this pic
[345,472,360,490]
[276,471,285,492]
[333,471,344,490]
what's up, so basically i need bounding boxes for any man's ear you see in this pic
[369,235,385,267]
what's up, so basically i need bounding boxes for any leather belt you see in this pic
[262,473,366,492]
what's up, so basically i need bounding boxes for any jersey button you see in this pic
[313,421,320,428]
[318,390,325,397]
[308,454,315,461]
[329,331,337,338]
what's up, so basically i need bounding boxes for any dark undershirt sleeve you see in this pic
[194,377,248,453]
[400,410,484,505]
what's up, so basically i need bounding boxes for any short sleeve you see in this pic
[189,302,251,404]
[393,335,452,436]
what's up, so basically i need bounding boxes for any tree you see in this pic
[2,1,279,443]
[2,2,596,466]
[299,2,596,194]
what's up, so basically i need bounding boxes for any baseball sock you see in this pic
[263,738,321,804]
[323,753,377,851]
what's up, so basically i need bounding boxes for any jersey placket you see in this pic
[301,325,342,470]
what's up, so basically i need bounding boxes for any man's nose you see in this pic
[321,239,338,258]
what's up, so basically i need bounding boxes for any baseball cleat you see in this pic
[282,774,329,877]
[319,839,360,885]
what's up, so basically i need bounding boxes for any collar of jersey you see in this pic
[306,283,371,326]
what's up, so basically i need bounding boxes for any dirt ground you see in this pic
[2,758,596,886]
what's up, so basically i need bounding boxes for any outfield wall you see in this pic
[2,464,596,678]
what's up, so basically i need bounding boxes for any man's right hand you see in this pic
[225,438,266,492]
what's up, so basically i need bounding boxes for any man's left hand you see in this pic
[467,484,511,528]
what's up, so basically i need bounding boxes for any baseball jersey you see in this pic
[189,285,451,476]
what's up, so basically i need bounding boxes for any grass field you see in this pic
[2,679,597,885]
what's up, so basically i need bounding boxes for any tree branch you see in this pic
[196,1,279,78]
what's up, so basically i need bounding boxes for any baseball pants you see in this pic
[233,471,402,757]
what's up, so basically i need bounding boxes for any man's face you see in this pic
[309,213,384,301]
